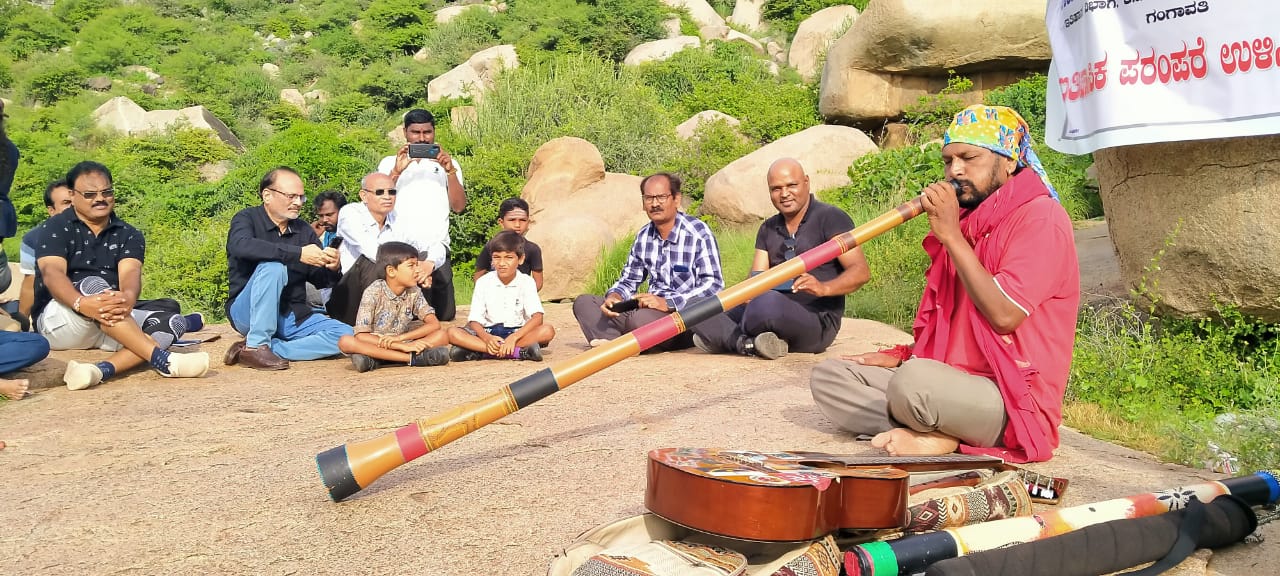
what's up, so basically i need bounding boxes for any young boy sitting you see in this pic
[449,230,555,361]
[473,198,544,291]
[337,241,450,372]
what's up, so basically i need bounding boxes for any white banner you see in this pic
[1044,0,1280,154]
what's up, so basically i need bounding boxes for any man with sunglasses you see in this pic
[692,158,870,360]
[224,166,353,370]
[326,172,437,325]
[31,161,210,388]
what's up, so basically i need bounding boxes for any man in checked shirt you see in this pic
[572,173,724,353]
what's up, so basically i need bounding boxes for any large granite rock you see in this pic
[92,97,243,150]
[1095,135,1280,321]
[789,5,859,81]
[522,137,650,301]
[729,0,766,30]
[819,0,1050,125]
[702,124,878,224]
[427,44,518,103]
[660,0,724,31]
[674,110,741,141]
[434,3,496,24]
[280,88,306,112]
[623,36,701,66]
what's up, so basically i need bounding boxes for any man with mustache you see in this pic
[691,158,870,360]
[224,167,353,370]
[31,161,210,389]
[810,105,1080,463]
[573,172,724,352]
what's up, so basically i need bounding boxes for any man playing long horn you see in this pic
[810,105,1079,463]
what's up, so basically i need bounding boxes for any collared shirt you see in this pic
[31,209,145,328]
[469,271,543,328]
[475,239,543,275]
[19,222,49,275]
[377,155,463,266]
[335,203,415,274]
[609,212,724,310]
[225,205,341,323]
[755,196,855,319]
[353,279,435,335]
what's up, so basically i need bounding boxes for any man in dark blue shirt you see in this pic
[224,166,352,370]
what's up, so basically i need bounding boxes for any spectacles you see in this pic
[362,188,398,196]
[641,194,673,204]
[268,188,306,204]
[76,188,115,200]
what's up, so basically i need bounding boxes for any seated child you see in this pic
[450,230,555,361]
[474,198,544,291]
[337,241,450,372]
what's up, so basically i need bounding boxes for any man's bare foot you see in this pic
[0,378,29,400]
[871,428,960,456]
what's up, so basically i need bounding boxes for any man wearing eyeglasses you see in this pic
[379,108,464,321]
[325,172,439,325]
[692,158,870,360]
[572,172,724,352]
[31,161,210,388]
[224,166,353,370]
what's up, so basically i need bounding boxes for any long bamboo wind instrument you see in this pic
[316,195,927,502]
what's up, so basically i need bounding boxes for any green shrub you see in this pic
[21,53,87,104]
[661,120,756,203]
[319,92,378,124]
[138,217,232,318]
[762,0,869,35]
[2,5,73,60]
[361,0,434,57]
[500,0,666,63]
[903,73,972,142]
[419,8,502,70]
[0,57,12,89]
[53,0,121,30]
[354,58,433,112]
[984,73,1049,140]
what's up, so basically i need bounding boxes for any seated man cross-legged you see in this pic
[337,242,450,372]
[32,161,209,389]
[810,105,1080,463]
[692,157,870,360]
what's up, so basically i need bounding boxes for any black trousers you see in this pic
[423,257,455,322]
[690,290,839,354]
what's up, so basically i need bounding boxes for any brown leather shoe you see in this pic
[238,344,290,371]
[224,340,246,366]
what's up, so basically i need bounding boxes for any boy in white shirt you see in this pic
[448,231,555,361]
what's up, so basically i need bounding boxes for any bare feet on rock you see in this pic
[1,378,29,400]
[871,428,960,457]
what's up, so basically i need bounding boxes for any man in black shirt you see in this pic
[33,161,210,389]
[224,166,352,370]
[692,158,870,359]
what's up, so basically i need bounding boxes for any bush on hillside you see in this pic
[1,4,73,60]
[499,0,668,63]
[20,53,87,104]
[53,0,121,31]
[0,57,12,89]
[661,120,757,204]
[762,0,870,35]
[360,0,438,58]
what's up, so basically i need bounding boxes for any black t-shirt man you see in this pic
[755,196,856,324]
[31,208,145,329]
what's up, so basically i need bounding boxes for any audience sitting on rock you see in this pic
[692,158,870,360]
[573,172,724,352]
[337,241,451,372]
[224,166,353,371]
[17,179,74,327]
[474,197,543,291]
[31,161,210,389]
[379,108,464,321]
[810,105,1078,462]
[326,172,428,326]
[306,189,347,308]
[448,231,555,362]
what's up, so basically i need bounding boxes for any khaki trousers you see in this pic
[809,357,1007,447]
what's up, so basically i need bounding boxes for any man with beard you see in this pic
[691,158,870,360]
[310,190,345,249]
[573,173,723,352]
[809,105,1079,463]
[224,167,352,370]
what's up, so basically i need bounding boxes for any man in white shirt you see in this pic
[377,109,464,321]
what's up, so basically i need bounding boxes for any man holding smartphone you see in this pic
[378,109,464,321]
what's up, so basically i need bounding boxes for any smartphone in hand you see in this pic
[408,143,441,159]
[607,298,640,313]
[328,236,344,250]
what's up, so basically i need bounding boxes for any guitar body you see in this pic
[645,448,1010,542]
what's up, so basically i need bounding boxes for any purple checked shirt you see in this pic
[608,212,724,310]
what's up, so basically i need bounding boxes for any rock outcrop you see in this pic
[434,3,496,24]
[427,44,519,103]
[92,97,243,150]
[623,36,701,66]
[674,110,742,141]
[789,5,859,81]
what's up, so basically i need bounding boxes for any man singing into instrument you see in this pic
[810,105,1079,463]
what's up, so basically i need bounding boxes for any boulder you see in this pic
[92,96,151,135]
[521,137,650,300]
[622,36,701,66]
[766,40,783,60]
[723,29,764,54]
[675,110,741,141]
[85,76,112,91]
[434,4,496,24]
[702,124,878,224]
[660,0,724,31]
[262,63,280,78]
[789,5,859,81]
[819,0,1050,125]
[427,44,518,103]
[122,65,162,82]
[303,89,329,104]
[91,97,243,150]
[729,0,766,30]
[413,47,431,62]
[280,88,307,112]
[698,24,729,41]
[1094,135,1280,321]
[662,17,682,39]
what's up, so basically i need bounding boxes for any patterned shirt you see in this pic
[353,279,435,335]
[609,212,723,309]
[31,209,145,328]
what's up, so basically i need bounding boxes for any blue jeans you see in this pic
[228,262,352,361]
[0,332,50,374]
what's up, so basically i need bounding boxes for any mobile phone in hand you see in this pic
[607,298,640,313]
[408,143,441,159]
[328,236,344,249]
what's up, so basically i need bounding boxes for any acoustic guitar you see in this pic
[644,448,1068,542]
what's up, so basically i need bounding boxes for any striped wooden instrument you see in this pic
[315,195,927,501]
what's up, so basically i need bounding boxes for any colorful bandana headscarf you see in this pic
[942,105,1058,200]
